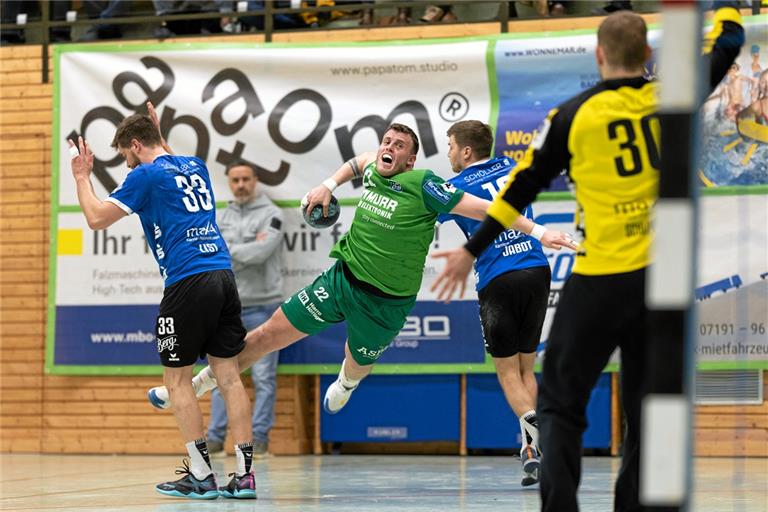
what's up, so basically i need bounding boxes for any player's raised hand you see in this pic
[430,247,475,303]
[147,101,174,155]
[68,136,93,181]
[540,229,579,251]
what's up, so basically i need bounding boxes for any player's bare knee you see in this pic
[215,369,244,393]
[164,380,194,403]
[163,367,192,391]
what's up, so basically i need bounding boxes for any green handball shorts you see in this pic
[281,260,416,365]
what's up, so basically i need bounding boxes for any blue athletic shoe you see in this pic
[521,445,541,487]
[155,459,219,499]
[219,472,257,499]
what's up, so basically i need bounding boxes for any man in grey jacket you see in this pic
[207,160,284,458]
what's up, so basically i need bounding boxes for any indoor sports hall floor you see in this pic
[1,454,765,511]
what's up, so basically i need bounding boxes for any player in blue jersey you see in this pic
[437,120,564,487]
[68,108,257,499]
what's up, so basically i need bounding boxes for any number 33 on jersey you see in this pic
[105,155,232,286]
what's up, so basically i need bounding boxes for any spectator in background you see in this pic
[224,1,311,32]
[420,4,457,23]
[0,0,71,44]
[514,0,570,17]
[352,0,375,25]
[206,161,285,460]
[153,0,227,39]
[79,1,131,41]
[592,0,633,14]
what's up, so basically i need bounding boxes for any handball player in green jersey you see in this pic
[148,123,573,414]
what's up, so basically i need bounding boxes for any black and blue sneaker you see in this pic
[521,445,541,487]
[155,459,219,499]
[219,472,257,499]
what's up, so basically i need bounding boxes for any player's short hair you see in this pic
[111,114,163,149]
[597,11,648,70]
[447,120,493,159]
[385,123,420,156]
[225,159,257,176]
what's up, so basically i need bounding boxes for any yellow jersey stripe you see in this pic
[487,199,521,229]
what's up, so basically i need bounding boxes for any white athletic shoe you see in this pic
[323,379,357,414]
[148,386,171,409]
[147,370,218,410]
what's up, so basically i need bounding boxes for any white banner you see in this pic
[57,42,491,204]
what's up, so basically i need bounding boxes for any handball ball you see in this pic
[302,195,340,229]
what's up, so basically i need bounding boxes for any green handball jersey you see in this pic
[330,163,464,297]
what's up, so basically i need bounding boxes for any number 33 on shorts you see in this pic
[158,316,175,335]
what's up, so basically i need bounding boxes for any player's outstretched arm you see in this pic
[69,137,126,230]
[303,152,375,217]
[704,3,745,92]
[512,215,578,251]
[449,192,490,220]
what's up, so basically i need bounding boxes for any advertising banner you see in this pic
[48,17,767,374]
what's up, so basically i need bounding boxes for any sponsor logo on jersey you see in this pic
[359,189,398,220]
[198,243,219,253]
[186,222,218,239]
[423,180,453,204]
[388,180,402,192]
[502,239,534,257]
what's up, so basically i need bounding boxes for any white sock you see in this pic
[185,439,212,480]
[519,409,539,449]
[338,359,360,390]
[235,442,254,476]
[192,366,218,397]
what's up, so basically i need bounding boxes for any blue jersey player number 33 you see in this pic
[106,154,232,285]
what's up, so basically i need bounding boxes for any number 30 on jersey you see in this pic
[607,113,660,177]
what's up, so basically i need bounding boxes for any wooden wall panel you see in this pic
[694,381,768,457]
[1,14,765,459]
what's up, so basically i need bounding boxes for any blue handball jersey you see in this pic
[437,157,549,292]
[106,154,231,287]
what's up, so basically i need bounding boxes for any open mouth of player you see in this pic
[381,153,393,166]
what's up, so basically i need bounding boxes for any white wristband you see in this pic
[530,224,547,241]
[322,177,338,193]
